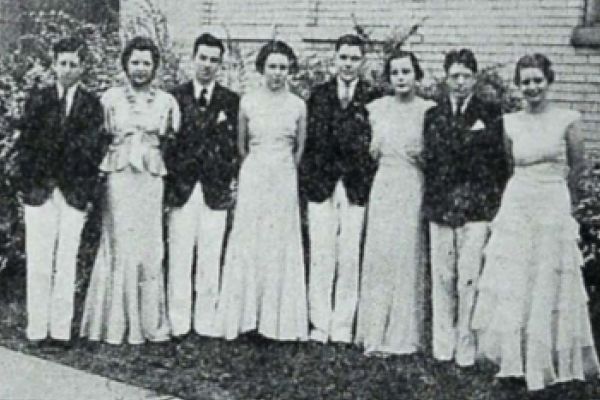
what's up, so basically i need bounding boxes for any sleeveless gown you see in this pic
[356,96,434,355]
[472,107,600,390]
[215,89,308,341]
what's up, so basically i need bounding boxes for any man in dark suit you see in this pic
[164,33,239,339]
[422,49,510,366]
[300,34,381,344]
[15,37,105,344]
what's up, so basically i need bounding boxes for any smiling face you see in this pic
[53,52,82,89]
[193,44,222,85]
[446,62,475,100]
[389,57,416,97]
[126,49,155,88]
[518,67,550,107]
[263,52,290,91]
[335,44,364,83]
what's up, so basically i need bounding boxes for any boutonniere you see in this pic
[354,111,366,122]
[217,110,228,123]
[470,119,486,130]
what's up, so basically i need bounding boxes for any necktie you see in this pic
[340,82,351,109]
[455,97,465,116]
[197,88,208,108]
[59,93,68,123]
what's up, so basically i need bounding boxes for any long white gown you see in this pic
[472,107,600,390]
[215,88,308,341]
[355,96,434,355]
[80,85,179,345]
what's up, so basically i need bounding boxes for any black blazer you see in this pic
[299,78,382,206]
[422,95,511,227]
[164,81,240,210]
[14,84,105,211]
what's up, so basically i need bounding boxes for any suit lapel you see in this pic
[353,80,369,105]
[207,83,224,116]
[184,80,194,98]
[48,84,61,111]
[327,79,341,109]
[67,85,84,122]
[462,95,482,127]
[439,96,453,120]
[47,84,65,127]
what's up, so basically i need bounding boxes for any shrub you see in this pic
[0,5,182,273]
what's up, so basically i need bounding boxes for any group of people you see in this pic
[12,30,600,391]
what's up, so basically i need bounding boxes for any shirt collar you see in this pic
[56,81,79,100]
[193,79,216,103]
[337,77,358,98]
[450,93,473,115]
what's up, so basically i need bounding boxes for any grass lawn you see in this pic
[1,209,600,400]
[1,265,600,400]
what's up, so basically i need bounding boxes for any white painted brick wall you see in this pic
[122,0,600,155]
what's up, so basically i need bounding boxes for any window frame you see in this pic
[571,0,600,47]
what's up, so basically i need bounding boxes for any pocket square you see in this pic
[217,110,228,123]
[470,119,485,130]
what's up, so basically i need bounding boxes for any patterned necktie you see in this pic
[59,93,68,123]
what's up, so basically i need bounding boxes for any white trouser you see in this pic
[167,183,228,337]
[24,188,86,341]
[430,221,489,366]
[308,181,365,343]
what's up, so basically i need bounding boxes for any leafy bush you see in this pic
[0,4,182,273]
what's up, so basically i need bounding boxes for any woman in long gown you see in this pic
[80,37,179,344]
[472,53,600,390]
[355,50,434,356]
[215,40,308,341]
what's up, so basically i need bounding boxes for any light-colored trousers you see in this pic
[308,181,365,343]
[167,183,228,337]
[430,221,489,366]
[24,188,86,341]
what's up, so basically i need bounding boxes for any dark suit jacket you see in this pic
[422,95,511,227]
[164,81,240,210]
[14,84,105,211]
[299,78,382,206]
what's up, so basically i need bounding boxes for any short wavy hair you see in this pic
[383,49,424,82]
[443,48,478,74]
[52,37,86,61]
[121,36,161,74]
[514,53,555,86]
[334,34,366,55]
[193,33,225,57]
[255,40,298,74]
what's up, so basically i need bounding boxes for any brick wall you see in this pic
[122,0,600,156]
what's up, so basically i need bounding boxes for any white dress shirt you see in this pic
[450,94,473,116]
[193,79,216,104]
[337,77,358,102]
